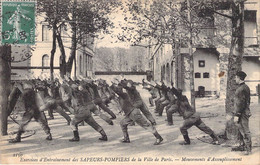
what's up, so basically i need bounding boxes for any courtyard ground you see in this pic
[0,85,259,165]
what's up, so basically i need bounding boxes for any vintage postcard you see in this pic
[0,0,259,164]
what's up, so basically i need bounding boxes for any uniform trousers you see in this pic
[70,104,103,132]
[180,113,214,136]
[120,108,156,134]
[18,106,50,135]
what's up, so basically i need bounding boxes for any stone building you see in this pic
[148,0,260,98]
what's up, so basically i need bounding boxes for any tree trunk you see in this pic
[66,0,77,78]
[0,45,11,136]
[50,23,57,81]
[56,28,66,78]
[187,0,196,110]
[225,2,244,140]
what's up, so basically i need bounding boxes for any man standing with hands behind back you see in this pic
[232,71,252,155]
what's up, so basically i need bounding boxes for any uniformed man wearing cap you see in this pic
[232,71,252,155]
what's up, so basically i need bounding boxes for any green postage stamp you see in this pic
[1,1,35,45]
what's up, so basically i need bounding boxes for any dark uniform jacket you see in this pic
[170,87,196,119]
[110,84,135,116]
[88,83,104,104]
[22,88,38,110]
[121,80,143,106]
[234,83,251,117]
[71,89,91,109]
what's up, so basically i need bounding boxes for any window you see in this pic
[244,10,257,46]
[88,56,90,70]
[42,25,50,41]
[79,56,82,73]
[61,26,69,42]
[42,54,49,71]
[195,72,201,78]
[198,14,215,37]
[203,72,210,78]
[199,60,205,67]
[90,57,93,70]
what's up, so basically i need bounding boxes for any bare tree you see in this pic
[37,0,121,78]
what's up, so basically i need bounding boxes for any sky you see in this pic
[95,4,131,49]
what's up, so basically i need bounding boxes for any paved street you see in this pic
[1,87,260,165]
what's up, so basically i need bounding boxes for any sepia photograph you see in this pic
[0,0,259,164]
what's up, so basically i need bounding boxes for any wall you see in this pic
[11,45,31,80]
[193,49,219,94]
[95,74,146,84]
[242,57,260,94]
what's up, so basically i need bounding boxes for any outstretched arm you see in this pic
[170,87,182,99]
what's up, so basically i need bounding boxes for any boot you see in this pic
[99,130,108,141]
[167,122,173,126]
[149,98,154,107]
[121,132,130,143]
[9,131,22,143]
[244,144,252,155]
[78,121,85,126]
[46,133,52,140]
[48,116,54,120]
[156,104,163,116]
[108,120,114,125]
[48,109,54,119]
[153,132,163,145]
[69,131,80,142]
[179,135,190,145]
[129,121,135,126]
[210,133,219,145]
[166,111,173,126]
[231,145,245,151]
[110,113,117,120]
[154,102,160,113]
[110,116,116,120]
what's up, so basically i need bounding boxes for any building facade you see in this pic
[149,0,260,98]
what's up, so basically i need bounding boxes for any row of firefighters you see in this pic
[6,71,252,155]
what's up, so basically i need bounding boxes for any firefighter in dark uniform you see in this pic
[154,81,167,114]
[110,81,163,145]
[9,81,52,143]
[37,80,72,125]
[142,80,157,107]
[165,86,179,126]
[232,71,252,155]
[88,80,117,119]
[170,87,219,145]
[156,82,170,116]
[81,80,114,125]
[69,82,108,142]
[121,79,157,126]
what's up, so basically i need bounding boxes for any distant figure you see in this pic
[146,71,153,82]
